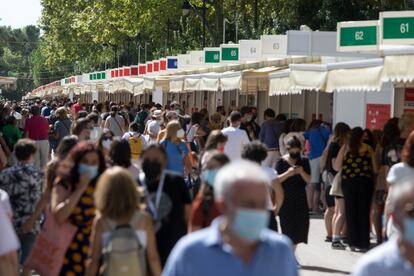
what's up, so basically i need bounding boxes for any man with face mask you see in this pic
[353,182,414,276]
[163,160,298,276]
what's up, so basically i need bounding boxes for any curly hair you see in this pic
[62,141,106,189]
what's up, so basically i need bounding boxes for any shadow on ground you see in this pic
[301,265,350,275]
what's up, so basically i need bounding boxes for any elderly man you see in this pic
[352,182,414,276]
[163,160,298,276]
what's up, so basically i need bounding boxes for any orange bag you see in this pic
[24,211,77,276]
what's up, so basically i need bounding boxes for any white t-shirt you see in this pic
[0,205,20,256]
[105,115,125,137]
[147,120,161,141]
[221,127,250,160]
[186,124,199,143]
[262,167,278,210]
[0,189,12,218]
[387,162,414,185]
[386,162,414,239]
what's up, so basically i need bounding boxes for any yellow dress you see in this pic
[59,182,96,276]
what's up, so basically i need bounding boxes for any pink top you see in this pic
[24,115,49,140]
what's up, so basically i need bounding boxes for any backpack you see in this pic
[102,212,146,276]
[128,132,142,160]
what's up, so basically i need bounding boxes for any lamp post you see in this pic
[223,15,238,44]
[182,0,207,48]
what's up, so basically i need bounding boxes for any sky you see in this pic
[0,0,42,29]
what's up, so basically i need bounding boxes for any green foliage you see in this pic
[0,25,42,100]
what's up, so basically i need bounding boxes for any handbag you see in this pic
[329,170,343,197]
[24,211,77,276]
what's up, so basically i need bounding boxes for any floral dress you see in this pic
[59,181,96,276]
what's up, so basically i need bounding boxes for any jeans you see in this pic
[18,232,36,264]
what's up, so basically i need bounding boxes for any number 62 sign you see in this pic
[337,20,379,52]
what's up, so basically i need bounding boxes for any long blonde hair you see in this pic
[165,120,181,141]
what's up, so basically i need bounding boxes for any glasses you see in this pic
[103,137,113,141]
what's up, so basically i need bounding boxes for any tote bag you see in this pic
[24,211,77,276]
[329,170,343,197]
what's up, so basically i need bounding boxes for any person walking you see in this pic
[188,151,229,232]
[86,167,161,276]
[163,160,298,276]
[51,142,106,275]
[24,105,50,169]
[221,111,250,161]
[259,108,284,168]
[323,122,350,249]
[160,120,190,176]
[334,127,378,251]
[53,107,72,148]
[104,106,125,137]
[138,143,192,266]
[304,120,331,214]
[352,182,414,276]
[276,136,311,250]
[0,139,43,268]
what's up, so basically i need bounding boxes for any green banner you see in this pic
[383,17,414,39]
[340,26,377,46]
[205,50,220,63]
[221,47,239,61]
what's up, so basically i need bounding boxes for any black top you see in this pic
[137,172,191,266]
[326,142,341,175]
[381,138,405,167]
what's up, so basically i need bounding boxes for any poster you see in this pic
[404,88,414,113]
[365,104,391,130]
[152,87,163,105]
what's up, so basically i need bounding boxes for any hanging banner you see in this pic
[261,35,287,56]
[337,20,379,52]
[381,11,414,45]
[167,56,178,69]
[404,88,414,113]
[189,51,205,66]
[178,54,192,69]
[153,86,163,105]
[204,47,221,63]
[221,44,239,63]
[366,103,391,130]
[239,39,262,60]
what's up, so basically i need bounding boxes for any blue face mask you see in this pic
[78,164,99,180]
[203,169,218,187]
[231,208,269,243]
[403,218,414,246]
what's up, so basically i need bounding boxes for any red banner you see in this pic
[365,104,391,130]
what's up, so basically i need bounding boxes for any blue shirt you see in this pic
[303,126,330,160]
[160,140,189,176]
[41,106,51,117]
[163,218,298,276]
[352,239,414,276]
[259,119,283,149]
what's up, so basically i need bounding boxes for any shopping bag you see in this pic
[329,170,343,197]
[24,211,77,276]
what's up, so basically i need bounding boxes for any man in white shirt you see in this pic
[352,182,414,276]
[0,205,20,276]
[221,111,250,160]
[146,110,162,142]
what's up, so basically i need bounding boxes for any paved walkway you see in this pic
[296,215,364,276]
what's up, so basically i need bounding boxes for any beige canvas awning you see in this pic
[382,47,414,83]
[290,64,328,91]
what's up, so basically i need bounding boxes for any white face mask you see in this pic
[177,129,185,139]
[102,139,112,150]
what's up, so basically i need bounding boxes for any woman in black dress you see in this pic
[276,136,311,251]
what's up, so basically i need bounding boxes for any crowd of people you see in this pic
[0,98,413,275]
